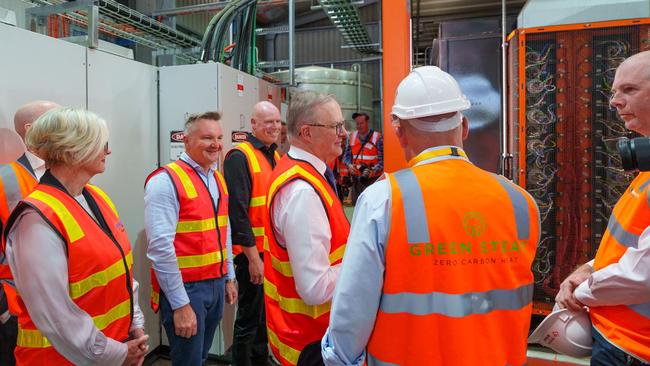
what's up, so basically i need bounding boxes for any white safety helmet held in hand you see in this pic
[391,66,471,120]
[528,307,592,358]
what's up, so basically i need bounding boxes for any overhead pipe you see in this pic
[352,63,362,113]
[289,0,295,86]
[500,0,511,178]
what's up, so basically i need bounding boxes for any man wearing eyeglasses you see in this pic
[556,51,650,366]
[263,91,350,365]
[344,112,383,204]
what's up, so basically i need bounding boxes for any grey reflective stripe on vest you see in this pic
[380,283,533,317]
[638,177,650,193]
[629,301,650,319]
[392,169,430,244]
[606,212,640,249]
[494,175,531,240]
[636,177,650,207]
[367,353,399,366]
[0,164,22,210]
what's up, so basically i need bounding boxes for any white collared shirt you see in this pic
[25,151,46,180]
[271,145,340,306]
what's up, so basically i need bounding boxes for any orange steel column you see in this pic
[382,1,411,172]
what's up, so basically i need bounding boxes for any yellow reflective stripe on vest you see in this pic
[177,248,227,269]
[16,299,131,349]
[151,288,160,306]
[215,171,228,195]
[69,251,133,299]
[16,327,51,348]
[329,244,346,263]
[268,166,333,208]
[86,184,118,217]
[252,226,265,237]
[267,326,300,365]
[93,299,131,330]
[176,216,228,233]
[238,142,261,173]
[250,196,266,207]
[167,162,198,199]
[408,147,468,166]
[269,246,343,277]
[264,279,330,318]
[270,255,294,276]
[30,190,85,243]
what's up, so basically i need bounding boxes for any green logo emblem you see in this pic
[463,212,486,237]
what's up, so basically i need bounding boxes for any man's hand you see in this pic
[122,334,149,366]
[348,164,360,176]
[173,304,197,338]
[556,263,593,311]
[225,280,238,305]
[247,252,264,285]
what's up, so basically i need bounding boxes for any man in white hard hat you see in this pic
[556,51,650,366]
[321,66,540,366]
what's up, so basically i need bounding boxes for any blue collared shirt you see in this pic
[321,146,470,365]
[144,152,235,310]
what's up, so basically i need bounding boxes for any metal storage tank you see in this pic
[270,65,375,130]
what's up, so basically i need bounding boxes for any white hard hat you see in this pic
[391,66,471,120]
[528,307,592,358]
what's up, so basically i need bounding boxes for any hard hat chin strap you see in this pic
[408,112,463,132]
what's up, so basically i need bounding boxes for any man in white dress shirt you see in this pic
[263,91,350,365]
[556,51,650,366]
[0,100,58,366]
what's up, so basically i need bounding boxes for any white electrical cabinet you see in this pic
[159,62,281,168]
[0,23,86,130]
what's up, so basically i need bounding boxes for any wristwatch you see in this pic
[226,278,237,284]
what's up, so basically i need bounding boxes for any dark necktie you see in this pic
[324,167,338,196]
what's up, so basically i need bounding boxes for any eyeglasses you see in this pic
[305,121,345,134]
[104,142,109,153]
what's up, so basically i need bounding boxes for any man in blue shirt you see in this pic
[145,112,237,365]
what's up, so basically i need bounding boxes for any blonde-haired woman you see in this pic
[3,107,148,366]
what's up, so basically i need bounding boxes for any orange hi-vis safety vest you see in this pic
[226,141,280,256]
[591,172,650,363]
[146,159,229,312]
[349,130,381,173]
[0,156,38,316]
[263,155,350,365]
[0,156,38,224]
[3,182,133,365]
[366,147,539,366]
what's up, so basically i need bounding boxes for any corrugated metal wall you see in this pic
[271,23,382,127]
[174,0,219,36]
